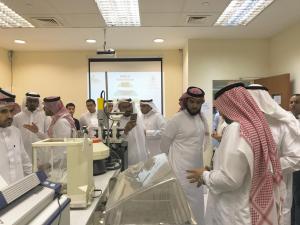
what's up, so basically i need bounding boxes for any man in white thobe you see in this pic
[79,99,98,136]
[187,83,282,225]
[289,94,300,225]
[246,85,300,225]
[24,96,75,139]
[116,99,148,166]
[160,86,208,225]
[24,96,76,181]
[13,92,50,161]
[0,88,32,186]
[140,99,166,157]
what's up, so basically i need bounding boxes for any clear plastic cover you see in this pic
[32,138,94,208]
[34,145,68,186]
[104,153,196,225]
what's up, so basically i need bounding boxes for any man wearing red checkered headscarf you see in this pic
[187,83,283,225]
[24,96,75,139]
[161,86,208,225]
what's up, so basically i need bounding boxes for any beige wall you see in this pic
[187,39,270,165]
[270,21,300,93]
[183,44,189,91]
[188,39,270,115]
[12,50,183,118]
[0,48,11,91]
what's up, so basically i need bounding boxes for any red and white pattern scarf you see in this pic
[215,86,282,225]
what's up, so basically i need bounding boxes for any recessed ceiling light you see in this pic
[0,2,34,28]
[215,0,274,26]
[94,0,141,26]
[14,39,26,44]
[202,2,209,6]
[86,39,96,43]
[153,38,164,43]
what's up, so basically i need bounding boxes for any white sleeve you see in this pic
[201,113,211,152]
[160,118,178,154]
[146,114,167,140]
[43,116,51,133]
[54,119,72,138]
[19,134,32,175]
[33,116,51,140]
[79,115,87,128]
[12,115,21,129]
[279,126,300,173]
[160,136,173,154]
[36,131,48,140]
[203,123,249,195]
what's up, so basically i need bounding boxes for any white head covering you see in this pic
[21,92,43,111]
[113,98,138,114]
[0,88,20,115]
[0,88,16,108]
[140,99,159,113]
[246,84,300,135]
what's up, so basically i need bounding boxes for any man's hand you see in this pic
[186,167,207,187]
[124,121,136,135]
[23,122,39,133]
[211,132,222,142]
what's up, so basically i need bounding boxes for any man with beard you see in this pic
[160,86,208,225]
[246,85,300,225]
[13,92,50,161]
[116,99,148,166]
[24,96,75,139]
[0,88,32,186]
[289,94,300,225]
[187,83,283,225]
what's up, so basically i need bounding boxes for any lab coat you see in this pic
[204,122,279,225]
[13,109,50,161]
[142,110,166,157]
[161,110,205,225]
[0,126,32,185]
[119,115,148,166]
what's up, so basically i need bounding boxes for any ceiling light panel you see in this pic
[153,38,164,43]
[14,39,26,44]
[0,2,34,28]
[95,0,141,26]
[215,0,274,26]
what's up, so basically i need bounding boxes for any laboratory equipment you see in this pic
[32,138,94,208]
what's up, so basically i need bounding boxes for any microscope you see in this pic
[95,91,128,173]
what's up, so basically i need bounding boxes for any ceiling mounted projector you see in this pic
[97,28,115,55]
[97,49,115,55]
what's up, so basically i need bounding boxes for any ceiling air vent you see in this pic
[30,17,62,27]
[186,15,210,24]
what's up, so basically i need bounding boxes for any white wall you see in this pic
[270,21,300,93]
[187,39,270,165]
[0,48,11,91]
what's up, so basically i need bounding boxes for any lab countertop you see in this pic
[70,170,118,225]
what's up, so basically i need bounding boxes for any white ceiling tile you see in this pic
[61,14,105,27]
[2,0,57,14]
[139,0,185,13]
[47,0,99,14]
[141,13,181,26]
[0,0,300,50]
[183,0,230,13]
